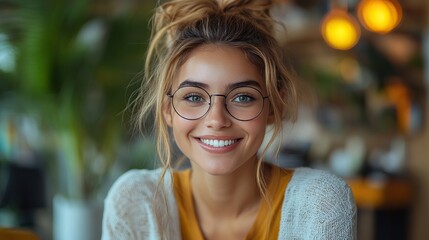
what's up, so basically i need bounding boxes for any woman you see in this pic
[102,0,357,239]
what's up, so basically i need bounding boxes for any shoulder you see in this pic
[289,167,353,199]
[106,168,164,200]
[104,168,172,215]
[286,167,356,215]
[102,168,178,239]
[279,167,357,239]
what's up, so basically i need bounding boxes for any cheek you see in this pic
[248,113,270,141]
[170,117,200,158]
[250,122,268,141]
[171,116,195,141]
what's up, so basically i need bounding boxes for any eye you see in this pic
[183,94,206,103]
[228,86,262,105]
[232,94,255,103]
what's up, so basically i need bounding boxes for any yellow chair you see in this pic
[0,228,40,240]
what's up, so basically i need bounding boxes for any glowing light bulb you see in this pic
[321,9,361,50]
[358,0,402,34]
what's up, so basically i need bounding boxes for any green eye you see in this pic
[185,95,204,102]
[232,95,254,103]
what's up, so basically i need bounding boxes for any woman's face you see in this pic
[164,44,272,175]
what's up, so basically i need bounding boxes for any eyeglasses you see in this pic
[167,86,269,121]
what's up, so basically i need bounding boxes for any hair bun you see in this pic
[220,0,273,30]
[153,0,274,48]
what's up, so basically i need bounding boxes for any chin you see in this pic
[196,159,242,176]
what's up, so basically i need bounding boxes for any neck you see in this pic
[190,157,263,218]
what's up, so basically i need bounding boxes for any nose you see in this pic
[204,96,232,129]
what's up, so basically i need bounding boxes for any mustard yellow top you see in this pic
[173,165,293,240]
[0,228,40,240]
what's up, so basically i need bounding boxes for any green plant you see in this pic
[1,0,155,200]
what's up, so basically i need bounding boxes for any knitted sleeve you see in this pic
[101,169,180,240]
[279,167,357,240]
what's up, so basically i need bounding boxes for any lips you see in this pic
[200,138,237,148]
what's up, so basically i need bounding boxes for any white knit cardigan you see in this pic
[102,167,357,239]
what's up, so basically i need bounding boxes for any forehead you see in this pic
[173,44,265,91]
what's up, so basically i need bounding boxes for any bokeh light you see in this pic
[358,0,402,34]
[321,9,361,50]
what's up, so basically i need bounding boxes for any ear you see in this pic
[266,89,285,125]
[267,104,275,125]
[163,101,173,127]
[267,86,287,125]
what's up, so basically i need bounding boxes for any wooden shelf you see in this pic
[348,177,413,209]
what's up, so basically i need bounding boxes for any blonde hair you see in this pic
[133,0,297,237]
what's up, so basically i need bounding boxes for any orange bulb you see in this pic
[358,0,402,34]
[321,9,361,50]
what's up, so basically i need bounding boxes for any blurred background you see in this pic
[0,0,427,239]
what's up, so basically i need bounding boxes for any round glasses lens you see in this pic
[170,86,266,121]
[226,87,264,120]
[172,87,210,120]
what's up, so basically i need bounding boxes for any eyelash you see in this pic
[231,94,255,103]
[184,93,205,102]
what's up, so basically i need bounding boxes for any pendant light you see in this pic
[357,0,402,34]
[321,6,361,50]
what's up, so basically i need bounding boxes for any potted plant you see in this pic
[1,0,155,239]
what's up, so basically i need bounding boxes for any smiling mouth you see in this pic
[199,138,239,148]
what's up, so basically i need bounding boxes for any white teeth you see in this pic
[201,139,237,147]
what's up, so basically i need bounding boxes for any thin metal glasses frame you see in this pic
[167,86,269,121]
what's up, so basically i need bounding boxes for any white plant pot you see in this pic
[53,195,103,240]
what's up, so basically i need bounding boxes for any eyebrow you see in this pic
[228,80,262,90]
[178,80,209,89]
[177,79,262,91]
